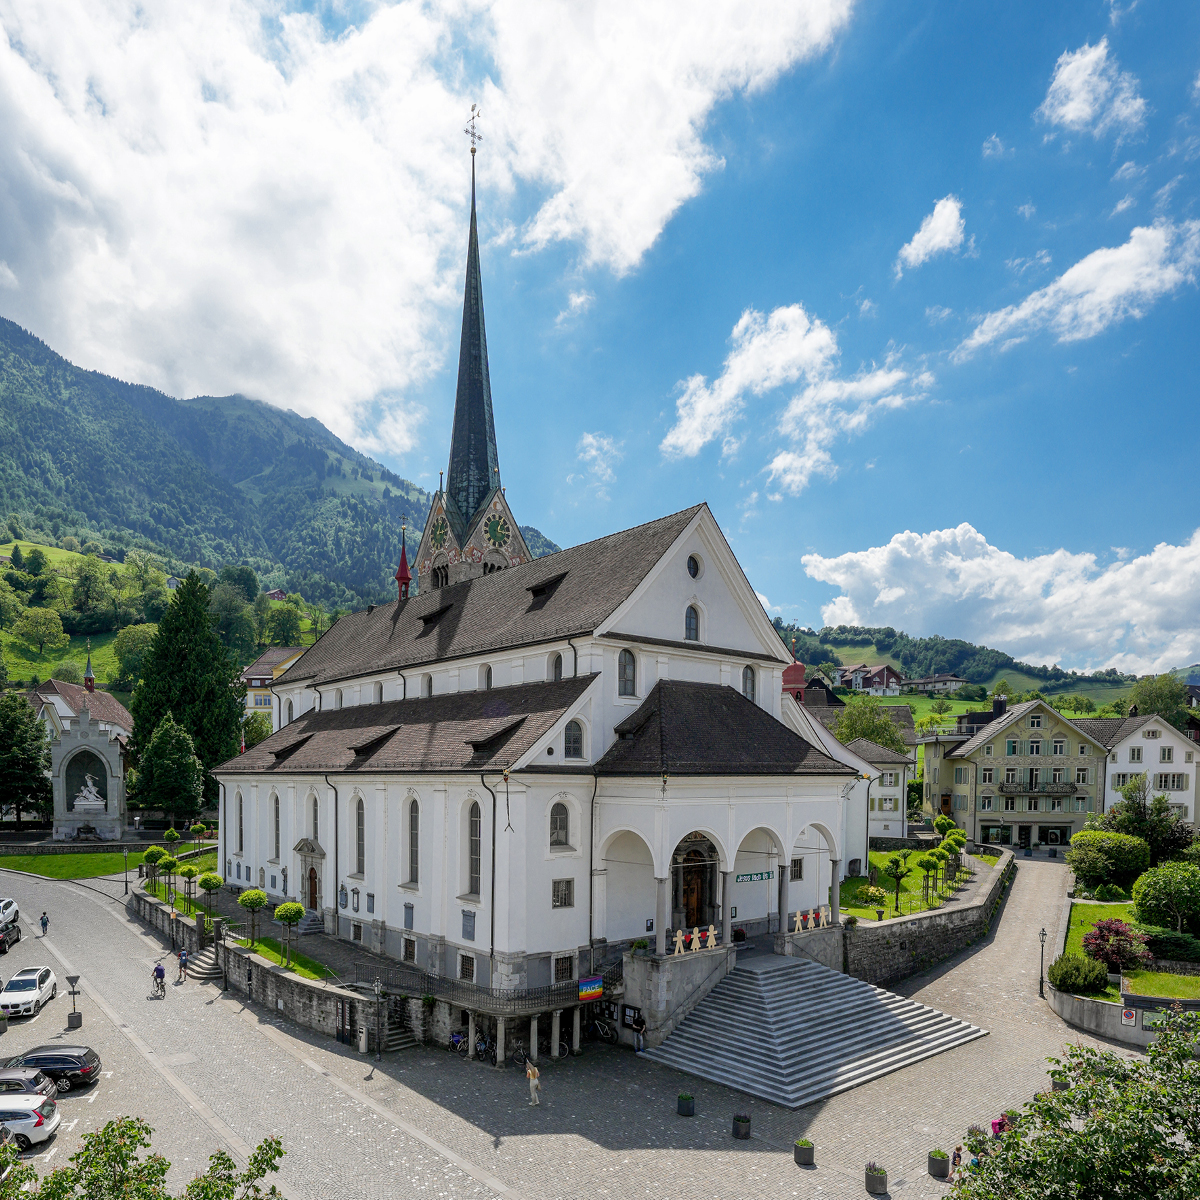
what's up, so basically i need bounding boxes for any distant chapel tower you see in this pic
[414,143,531,592]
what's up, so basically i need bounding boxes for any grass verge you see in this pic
[236,936,329,982]
[3,849,158,879]
[1122,970,1200,1000]
[1064,901,1136,957]
[839,849,967,922]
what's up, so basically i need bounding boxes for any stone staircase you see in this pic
[187,946,224,985]
[384,1021,417,1053]
[296,910,325,935]
[642,954,986,1108]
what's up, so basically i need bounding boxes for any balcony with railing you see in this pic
[997,781,1078,795]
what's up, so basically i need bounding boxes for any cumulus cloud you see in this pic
[1018,203,1037,220]
[573,430,621,499]
[981,134,1007,158]
[802,524,1200,674]
[1037,38,1146,141]
[894,196,965,278]
[0,0,855,454]
[554,289,594,326]
[955,220,1200,360]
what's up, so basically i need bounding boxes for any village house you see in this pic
[241,646,306,719]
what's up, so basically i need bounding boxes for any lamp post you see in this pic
[123,847,129,896]
[1039,927,1047,997]
[374,976,383,1063]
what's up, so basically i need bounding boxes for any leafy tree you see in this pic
[929,697,953,715]
[1099,773,1194,866]
[947,1007,1200,1200]
[252,590,271,642]
[8,543,24,570]
[266,604,303,646]
[238,888,269,946]
[163,827,181,846]
[933,814,956,837]
[218,564,259,604]
[51,661,83,684]
[1068,829,1151,885]
[1127,673,1189,731]
[1132,861,1200,933]
[189,821,207,852]
[131,573,245,805]
[915,853,939,902]
[0,578,22,629]
[60,535,80,552]
[1081,917,1152,971]
[832,695,908,755]
[989,678,1011,698]
[1064,843,1113,889]
[177,864,199,907]
[0,692,53,827]
[158,856,179,906]
[274,901,304,967]
[199,872,223,918]
[209,583,258,660]
[123,548,161,592]
[82,540,103,556]
[23,547,46,576]
[129,714,205,827]
[142,845,164,890]
[14,606,69,654]
[71,554,112,614]
[243,711,272,749]
[880,851,913,912]
[114,623,158,686]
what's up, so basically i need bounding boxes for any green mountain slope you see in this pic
[0,317,559,605]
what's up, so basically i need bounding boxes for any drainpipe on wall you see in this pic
[323,774,339,938]
[396,671,407,700]
[566,636,578,678]
[480,773,499,979]
[218,782,226,884]
[268,684,282,731]
[587,766,599,974]
[861,774,872,872]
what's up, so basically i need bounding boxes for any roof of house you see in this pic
[595,680,854,777]
[809,703,917,746]
[944,699,1118,758]
[801,679,844,707]
[1069,714,1153,748]
[240,647,305,682]
[275,505,705,687]
[845,737,912,765]
[215,675,596,776]
[29,680,133,731]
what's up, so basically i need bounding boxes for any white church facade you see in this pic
[214,155,867,995]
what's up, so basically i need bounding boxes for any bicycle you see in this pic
[448,1031,471,1057]
[508,1038,528,1068]
[152,975,166,999]
[537,1036,570,1059]
[475,1035,497,1066]
[586,1017,618,1045]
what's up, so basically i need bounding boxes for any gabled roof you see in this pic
[29,680,132,731]
[595,680,853,777]
[1069,714,1152,748]
[241,647,305,682]
[946,699,1114,758]
[275,505,704,687]
[845,737,912,765]
[215,675,596,776]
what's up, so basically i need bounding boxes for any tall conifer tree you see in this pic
[131,573,244,803]
[0,692,53,827]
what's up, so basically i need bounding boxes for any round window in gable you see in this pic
[687,554,700,579]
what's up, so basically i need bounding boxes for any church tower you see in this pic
[415,131,530,592]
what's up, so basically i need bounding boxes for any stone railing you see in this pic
[622,943,736,1049]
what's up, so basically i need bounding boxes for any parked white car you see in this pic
[0,968,56,1017]
[0,1093,60,1149]
[0,901,17,927]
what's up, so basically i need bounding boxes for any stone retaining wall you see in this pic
[1044,982,1156,1048]
[775,925,844,971]
[843,850,1016,986]
[621,945,737,1049]
[1151,958,1200,975]
[868,836,937,852]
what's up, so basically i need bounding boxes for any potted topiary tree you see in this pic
[865,1162,887,1194]
[199,872,223,919]
[274,902,305,968]
[928,1148,949,1178]
[677,1092,694,1117]
[793,1138,814,1166]
[732,1113,750,1140]
[237,888,268,947]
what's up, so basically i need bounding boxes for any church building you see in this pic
[214,153,866,999]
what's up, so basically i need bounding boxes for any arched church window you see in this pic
[564,721,583,759]
[312,796,319,842]
[484,665,492,691]
[408,799,419,885]
[238,796,244,852]
[373,681,383,703]
[742,665,756,703]
[286,700,293,725]
[273,794,280,860]
[355,798,366,875]
[468,802,482,896]
[550,802,570,847]
[552,653,563,682]
[334,689,343,710]
[422,674,433,698]
[618,649,636,697]
[685,605,699,641]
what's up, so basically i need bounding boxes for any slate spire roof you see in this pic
[445,152,500,541]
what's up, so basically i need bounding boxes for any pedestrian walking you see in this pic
[950,1146,962,1181]
[178,947,189,981]
[39,912,48,937]
[526,1060,541,1106]
[631,1012,646,1054]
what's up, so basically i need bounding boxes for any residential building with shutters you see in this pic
[844,738,914,839]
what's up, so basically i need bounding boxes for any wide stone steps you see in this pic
[187,947,224,984]
[385,1023,417,1053]
[642,955,985,1108]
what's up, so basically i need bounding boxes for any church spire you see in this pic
[395,523,411,600]
[445,132,500,537]
[84,639,94,693]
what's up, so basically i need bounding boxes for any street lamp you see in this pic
[374,977,383,1063]
[1039,927,1047,997]
[123,847,129,896]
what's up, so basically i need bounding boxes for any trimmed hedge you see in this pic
[1067,830,1150,888]
[1134,924,1200,963]
[1047,952,1109,994]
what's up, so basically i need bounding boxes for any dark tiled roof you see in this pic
[31,681,132,731]
[810,704,916,746]
[845,737,912,765]
[215,675,596,776]
[595,680,853,777]
[241,647,305,682]
[275,505,704,687]
[1069,715,1151,748]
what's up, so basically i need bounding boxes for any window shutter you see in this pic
[1089,767,1095,785]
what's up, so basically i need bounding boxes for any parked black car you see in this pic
[1,1047,101,1092]
[0,924,21,954]
[0,1068,56,1099]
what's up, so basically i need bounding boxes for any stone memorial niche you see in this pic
[65,751,108,814]
[51,703,126,841]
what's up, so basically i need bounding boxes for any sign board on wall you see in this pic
[1121,1008,1136,1026]
[735,871,774,883]
[578,976,602,1001]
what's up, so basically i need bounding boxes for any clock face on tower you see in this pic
[485,515,511,549]
[430,516,449,550]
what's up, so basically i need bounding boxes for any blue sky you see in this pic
[2,1,1198,671]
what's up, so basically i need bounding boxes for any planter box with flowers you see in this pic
[865,1162,887,1194]
[928,1148,949,1178]
[732,1113,750,1140]
[793,1138,813,1166]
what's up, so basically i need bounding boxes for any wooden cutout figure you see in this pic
[691,926,701,952]
[706,924,718,947]
[794,911,802,933]
[673,929,685,955]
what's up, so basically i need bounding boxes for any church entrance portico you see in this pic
[670,832,721,932]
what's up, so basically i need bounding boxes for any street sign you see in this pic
[735,871,773,883]
[1121,1008,1135,1026]
[66,975,80,987]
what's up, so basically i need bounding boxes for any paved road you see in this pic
[0,857,1132,1199]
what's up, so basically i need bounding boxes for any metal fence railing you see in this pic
[352,957,623,1016]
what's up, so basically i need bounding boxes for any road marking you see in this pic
[87,1093,97,1103]
[63,1120,78,1132]
[42,1147,56,1161]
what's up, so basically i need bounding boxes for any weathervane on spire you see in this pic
[463,104,483,157]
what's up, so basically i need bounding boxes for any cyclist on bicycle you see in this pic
[152,962,166,996]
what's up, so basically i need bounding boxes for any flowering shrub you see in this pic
[1082,918,1152,972]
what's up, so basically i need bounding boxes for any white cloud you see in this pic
[755,590,781,615]
[981,134,1007,158]
[0,0,855,454]
[1017,203,1036,220]
[1037,38,1146,141]
[1111,194,1136,216]
[955,220,1200,360]
[1112,160,1143,181]
[1108,0,1137,25]
[554,289,594,326]
[859,297,877,318]
[925,305,953,324]
[575,430,621,498]
[802,523,1200,674]
[0,261,16,289]
[1005,248,1051,276]
[894,195,965,278]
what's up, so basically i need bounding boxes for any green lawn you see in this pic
[1064,901,1136,957]
[236,936,330,982]
[1,849,160,878]
[1123,970,1200,999]
[839,849,962,922]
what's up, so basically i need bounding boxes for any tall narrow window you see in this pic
[334,689,343,710]
[273,795,280,860]
[550,802,569,848]
[422,674,433,698]
[286,700,293,725]
[237,796,244,852]
[484,665,492,691]
[618,649,636,697]
[468,802,482,895]
[408,799,419,885]
[553,653,563,682]
[373,681,383,703]
[742,665,756,702]
[685,605,699,641]
[312,796,319,842]
[355,798,365,875]
[564,720,583,758]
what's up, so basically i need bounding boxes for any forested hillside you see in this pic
[0,318,558,607]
